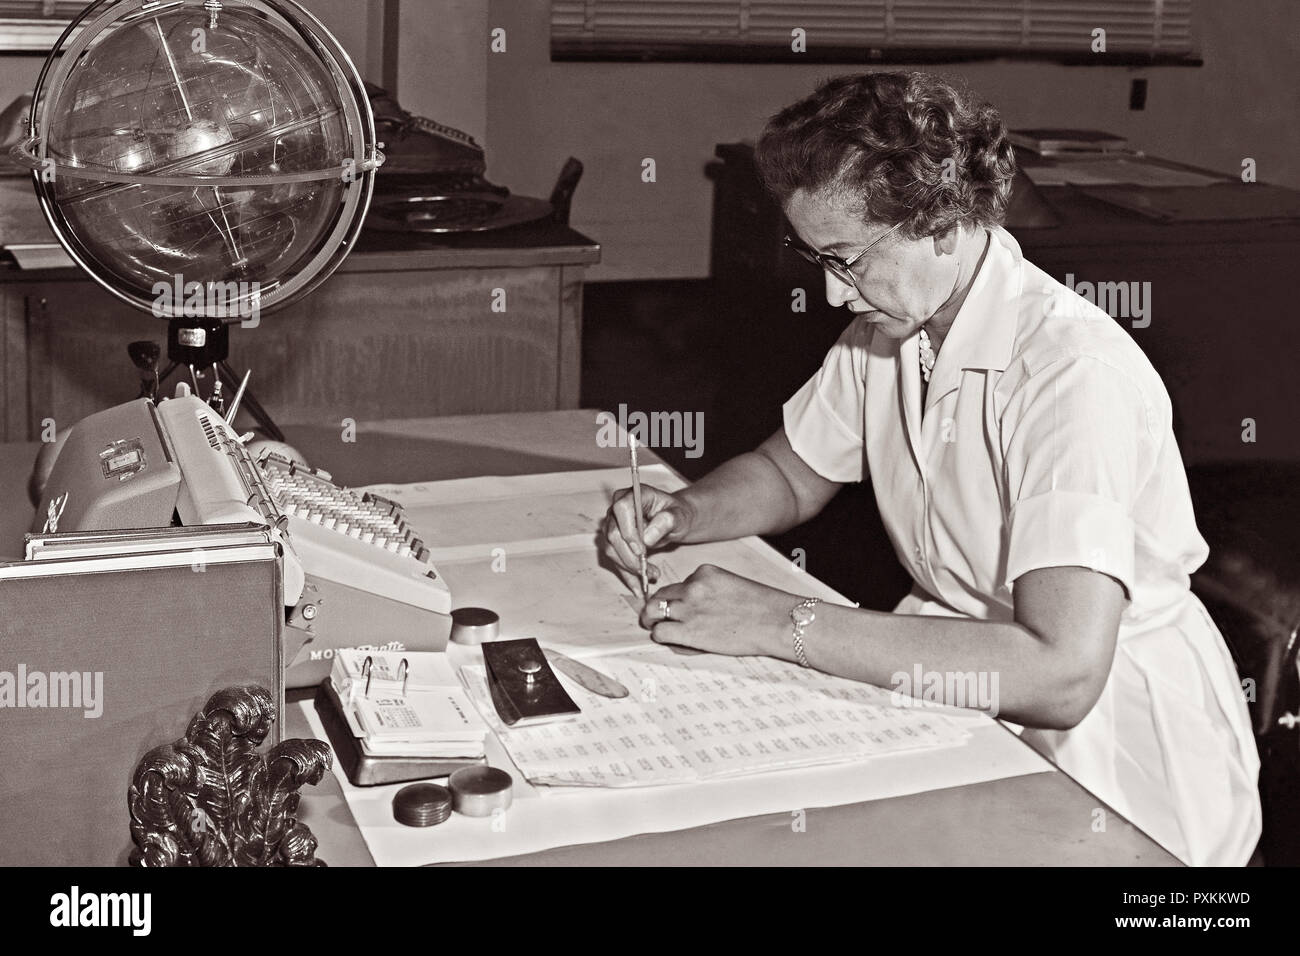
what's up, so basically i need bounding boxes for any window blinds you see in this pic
[552,0,1194,58]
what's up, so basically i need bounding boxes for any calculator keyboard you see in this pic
[253,452,451,690]
[259,454,430,564]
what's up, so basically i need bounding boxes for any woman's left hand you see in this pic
[638,564,795,659]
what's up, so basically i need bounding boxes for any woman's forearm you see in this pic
[675,450,805,543]
[673,429,841,544]
[758,602,1096,730]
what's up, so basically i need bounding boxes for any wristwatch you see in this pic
[790,597,820,668]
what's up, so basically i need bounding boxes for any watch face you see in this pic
[791,605,816,627]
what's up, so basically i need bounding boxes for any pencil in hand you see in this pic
[628,435,651,601]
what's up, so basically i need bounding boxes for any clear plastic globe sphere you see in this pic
[32,1,373,318]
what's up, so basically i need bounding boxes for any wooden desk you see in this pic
[0,410,1180,866]
[0,178,600,442]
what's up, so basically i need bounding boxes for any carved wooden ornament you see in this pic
[128,685,332,866]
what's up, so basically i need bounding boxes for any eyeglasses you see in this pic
[783,219,905,287]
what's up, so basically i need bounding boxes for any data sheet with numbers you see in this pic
[461,643,972,788]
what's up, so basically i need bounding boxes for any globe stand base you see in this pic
[167,318,229,369]
[142,320,286,443]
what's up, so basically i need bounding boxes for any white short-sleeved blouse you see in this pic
[782,225,1261,866]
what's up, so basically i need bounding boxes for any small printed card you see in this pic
[352,689,486,744]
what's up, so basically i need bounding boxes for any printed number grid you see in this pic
[461,647,972,788]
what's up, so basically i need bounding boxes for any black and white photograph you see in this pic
[0,0,1295,926]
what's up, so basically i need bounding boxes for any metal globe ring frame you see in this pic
[11,0,385,322]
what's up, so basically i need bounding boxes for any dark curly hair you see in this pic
[755,71,1016,238]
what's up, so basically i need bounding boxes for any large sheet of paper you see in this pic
[365,465,852,651]
[363,465,687,561]
[301,698,1051,865]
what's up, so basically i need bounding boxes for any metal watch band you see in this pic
[792,630,811,668]
[791,597,820,668]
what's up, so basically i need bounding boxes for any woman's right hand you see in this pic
[600,484,696,593]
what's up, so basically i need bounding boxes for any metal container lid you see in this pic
[450,606,501,645]
[448,766,513,817]
[392,783,453,827]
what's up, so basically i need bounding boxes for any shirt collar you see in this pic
[922,225,1025,409]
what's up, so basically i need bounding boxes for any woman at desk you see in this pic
[600,72,1259,867]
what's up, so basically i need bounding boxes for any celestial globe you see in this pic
[13,0,383,323]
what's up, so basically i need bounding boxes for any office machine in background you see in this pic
[363,82,560,235]
[26,390,454,689]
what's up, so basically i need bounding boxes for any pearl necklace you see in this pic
[918,327,936,383]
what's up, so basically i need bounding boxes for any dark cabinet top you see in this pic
[0,177,601,278]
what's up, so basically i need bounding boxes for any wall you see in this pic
[0,55,45,113]
[483,0,1300,280]
[301,0,385,81]
[395,0,488,145]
